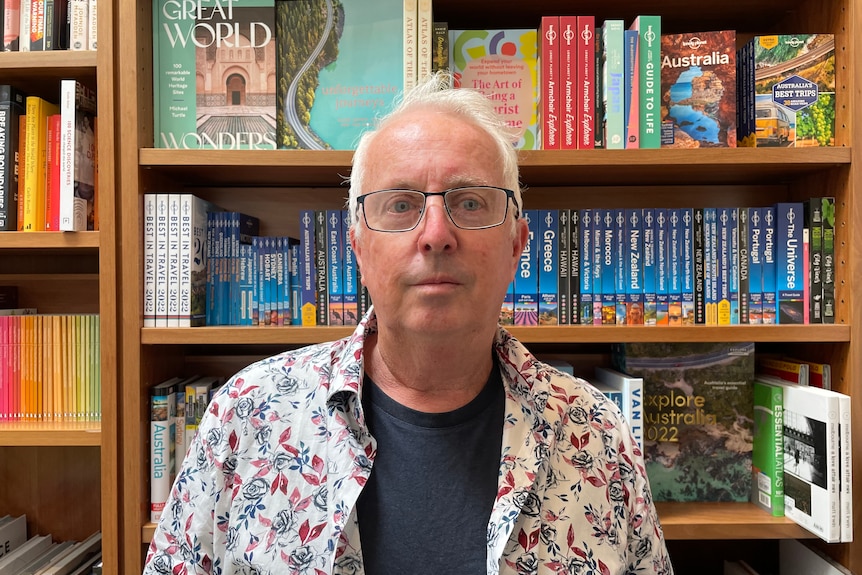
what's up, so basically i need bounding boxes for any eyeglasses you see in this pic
[356,186,519,232]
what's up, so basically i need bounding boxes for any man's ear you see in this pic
[513,217,529,258]
[349,226,366,286]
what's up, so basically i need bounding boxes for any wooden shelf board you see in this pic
[142,502,813,544]
[138,147,851,187]
[0,50,98,70]
[0,231,100,249]
[0,422,101,446]
[655,502,816,540]
[141,324,850,345]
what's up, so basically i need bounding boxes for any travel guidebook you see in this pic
[612,342,755,502]
[660,30,737,148]
[275,0,404,150]
[449,28,540,150]
[153,0,277,149]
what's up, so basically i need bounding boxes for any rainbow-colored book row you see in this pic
[0,314,100,422]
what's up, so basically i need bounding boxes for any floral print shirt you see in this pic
[143,311,673,575]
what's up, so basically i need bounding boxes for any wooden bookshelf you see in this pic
[115,0,861,572]
[0,1,118,571]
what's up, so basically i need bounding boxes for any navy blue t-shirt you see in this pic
[356,362,504,574]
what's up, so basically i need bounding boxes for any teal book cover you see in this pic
[449,28,539,150]
[612,341,755,502]
[153,0,277,149]
[275,0,405,150]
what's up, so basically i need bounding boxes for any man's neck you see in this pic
[363,329,497,413]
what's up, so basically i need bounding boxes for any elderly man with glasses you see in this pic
[143,72,673,575]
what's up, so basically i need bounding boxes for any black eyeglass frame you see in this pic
[355,186,521,232]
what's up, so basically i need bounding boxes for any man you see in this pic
[143,73,673,575]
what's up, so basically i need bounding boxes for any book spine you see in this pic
[0,87,25,231]
[655,208,668,325]
[738,207,750,324]
[748,207,763,324]
[166,193,181,328]
[821,197,835,323]
[28,0,43,50]
[23,96,57,231]
[668,209,682,324]
[703,208,716,324]
[680,208,694,324]
[142,195,156,326]
[808,198,824,324]
[576,16,595,149]
[578,208,593,325]
[87,0,95,50]
[150,386,173,523]
[314,210,328,325]
[68,0,86,50]
[559,16,577,150]
[416,0,431,80]
[752,380,784,516]
[762,206,777,323]
[623,28,639,148]
[402,0,417,91]
[18,0,29,51]
[599,208,616,324]
[558,208,570,325]
[261,235,272,325]
[614,209,626,325]
[634,15,661,147]
[58,79,76,230]
[601,20,625,149]
[592,23,603,148]
[177,194,193,327]
[538,209,559,325]
[569,208,580,325]
[44,112,60,230]
[591,207,603,324]
[431,21,448,75]
[154,194,170,327]
[717,208,731,325]
[775,202,805,324]
[4,0,21,51]
[642,208,657,325]
[299,210,316,326]
[289,239,301,325]
[729,208,740,324]
[514,210,539,325]
[625,208,643,324]
[342,212,357,326]
[43,0,52,49]
[174,385,185,474]
[327,210,344,326]
[838,393,852,541]
[541,16,560,150]
[238,241,251,326]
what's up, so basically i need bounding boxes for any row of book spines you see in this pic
[0,83,99,232]
[505,200,835,327]
[402,0,433,90]
[2,0,97,52]
[0,313,101,422]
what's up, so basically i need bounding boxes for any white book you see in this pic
[69,0,88,51]
[37,531,100,575]
[0,535,53,574]
[0,514,27,560]
[19,540,74,575]
[154,193,170,327]
[150,376,180,523]
[758,375,841,542]
[594,366,644,448]
[779,539,852,574]
[18,0,30,51]
[836,390,852,542]
[416,0,432,81]
[59,79,97,232]
[142,194,157,327]
[178,195,221,328]
[87,0,96,50]
[402,0,417,90]
[166,193,182,327]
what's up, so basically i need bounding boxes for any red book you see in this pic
[560,16,578,150]
[576,15,595,149]
[45,113,61,231]
[541,16,560,149]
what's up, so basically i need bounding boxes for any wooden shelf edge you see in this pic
[142,502,815,544]
[656,502,817,540]
[0,231,100,249]
[0,50,98,70]
[0,422,101,446]
[141,324,850,345]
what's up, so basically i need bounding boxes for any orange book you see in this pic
[22,96,58,231]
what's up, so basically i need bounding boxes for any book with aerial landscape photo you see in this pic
[275,0,405,150]
[612,341,755,502]
[153,0,277,149]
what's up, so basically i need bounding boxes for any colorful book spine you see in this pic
[752,379,785,516]
[576,15,595,149]
[314,210,328,325]
[623,28,639,148]
[601,19,625,149]
[716,208,731,325]
[703,207,717,325]
[738,207,750,324]
[289,239,301,325]
[821,196,836,323]
[578,208,593,325]
[537,209,559,325]
[514,210,539,325]
[299,210,317,326]
[541,16,560,150]
[559,16,578,150]
[667,208,682,324]
[655,208,669,325]
[680,208,695,324]
[625,208,644,324]
[599,208,616,324]
[642,208,657,325]
[631,15,661,147]
[558,208,570,325]
[775,202,805,324]
[762,206,777,324]
[748,207,764,324]
[0,85,26,231]
[342,212,358,326]
[22,95,58,231]
[591,207,603,324]
[615,209,627,324]
[327,210,344,326]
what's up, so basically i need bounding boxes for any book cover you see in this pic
[761,376,841,542]
[739,34,835,148]
[3,0,21,51]
[22,95,58,231]
[594,366,644,448]
[326,209,344,326]
[660,30,737,148]
[752,378,785,516]
[558,16,577,150]
[612,341,755,502]
[0,85,25,231]
[623,28,639,148]
[154,0,276,149]
[775,202,805,324]
[59,79,97,231]
[451,28,540,150]
[630,15,661,148]
[0,514,27,559]
[575,15,595,150]
[149,377,178,523]
[600,19,624,149]
[540,16,560,150]
[275,0,403,150]
[820,197,836,323]
[537,209,559,325]
[514,209,538,325]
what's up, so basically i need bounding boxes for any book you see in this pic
[69,0,87,50]
[820,196,836,323]
[153,0,276,149]
[600,19,624,149]
[783,356,831,390]
[178,194,222,327]
[184,375,220,447]
[416,0,431,81]
[431,21,449,74]
[275,0,404,150]
[758,374,841,542]
[612,342,755,502]
[59,79,97,231]
[751,378,784,516]
[37,531,101,575]
[757,356,809,385]
[774,202,805,324]
[761,206,777,324]
[44,112,60,231]
[149,376,179,523]
[575,15,595,149]
[0,535,52,574]
[540,16,560,150]
[537,209,558,325]
[0,514,26,559]
[3,0,21,51]
[558,16,576,150]
[623,28,639,148]
[402,0,416,90]
[17,0,28,51]
[779,539,853,574]
[738,34,835,148]
[629,15,661,148]
[660,30,737,148]
[22,95,58,231]
[514,210,538,325]
[0,84,25,231]
[450,28,540,150]
[594,366,643,448]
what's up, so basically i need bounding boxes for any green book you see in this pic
[752,379,785,516]
[630,15,661,148]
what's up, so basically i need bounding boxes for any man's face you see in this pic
[351,108,528,338]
